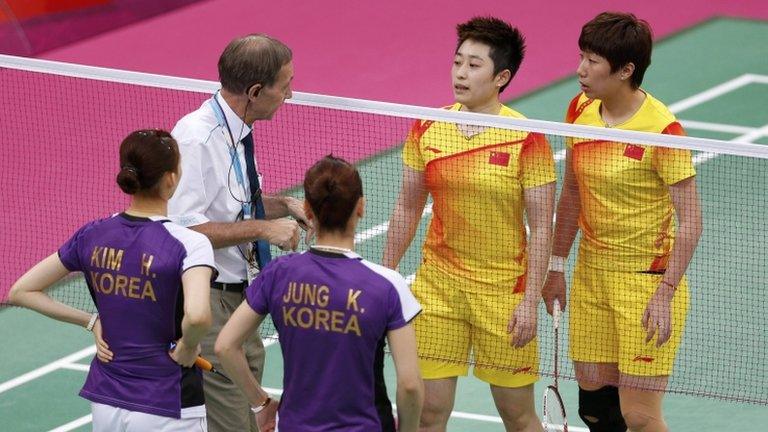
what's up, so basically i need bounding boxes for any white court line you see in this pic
[745,73,768,85]
[730,124,768,144]
[355,203,433,244]
[260,386,588,430]
[60,363,91,372]
[679,120,756,135]
[667,74,766,113]
[0,339,275,398]
[47,380,584,430]
[0,345,96,395]
[693,124,768,165]
[47,414,92,432]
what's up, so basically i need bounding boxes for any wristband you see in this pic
[548,256,566,273]
[86,313,99,332]
[251,396,271,414]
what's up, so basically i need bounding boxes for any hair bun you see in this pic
[116,164,141,194]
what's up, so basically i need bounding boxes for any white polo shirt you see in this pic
[169,91,263,283]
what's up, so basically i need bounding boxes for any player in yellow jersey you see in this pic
[542,12,703,432]
[383,17,555,432]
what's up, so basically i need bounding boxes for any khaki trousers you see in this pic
[201,288,265,432]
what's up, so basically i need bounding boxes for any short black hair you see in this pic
[456,17,526,93]
[218,34,292,94]
[579,12,653,89]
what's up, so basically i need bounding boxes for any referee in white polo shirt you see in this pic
[169,34,309,432]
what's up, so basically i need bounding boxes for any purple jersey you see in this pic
[246,248,421,432]
[58,213,216,419]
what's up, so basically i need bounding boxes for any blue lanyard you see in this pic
[210,92,253,219]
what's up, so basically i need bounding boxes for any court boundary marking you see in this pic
[1,73,767,431]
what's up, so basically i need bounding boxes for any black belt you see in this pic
[212,281,247,293]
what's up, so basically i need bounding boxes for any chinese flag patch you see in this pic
[623,144,645,160]
[488,151,510,167]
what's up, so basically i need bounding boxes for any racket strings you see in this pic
[543,302,568,431]
[543,386,567,431]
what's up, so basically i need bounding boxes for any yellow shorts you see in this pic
[570,262,690,376]
[410,264,538,388]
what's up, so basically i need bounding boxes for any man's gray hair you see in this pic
[218,34,292,94]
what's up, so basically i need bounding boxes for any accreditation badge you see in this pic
[246,259,260,286]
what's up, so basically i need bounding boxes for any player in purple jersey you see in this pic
[10,129,216,432]
[215,155,424,432]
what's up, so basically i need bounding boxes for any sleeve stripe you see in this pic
[409,119,435,144]
[182,264,219,281]
[404,309,422,325]
[423,138,526,169]
[662,121,686,136]
[358,260,422,322]
[161,222,217,274]
[566,93,593,124]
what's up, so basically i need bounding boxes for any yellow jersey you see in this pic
[566,92,696,272]
[403,103,556,292]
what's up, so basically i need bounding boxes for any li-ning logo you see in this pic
[424,146,442,154]
[633,355,655,363]
[513,366,532,374]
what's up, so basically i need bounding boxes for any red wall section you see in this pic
[0,0,109,23]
